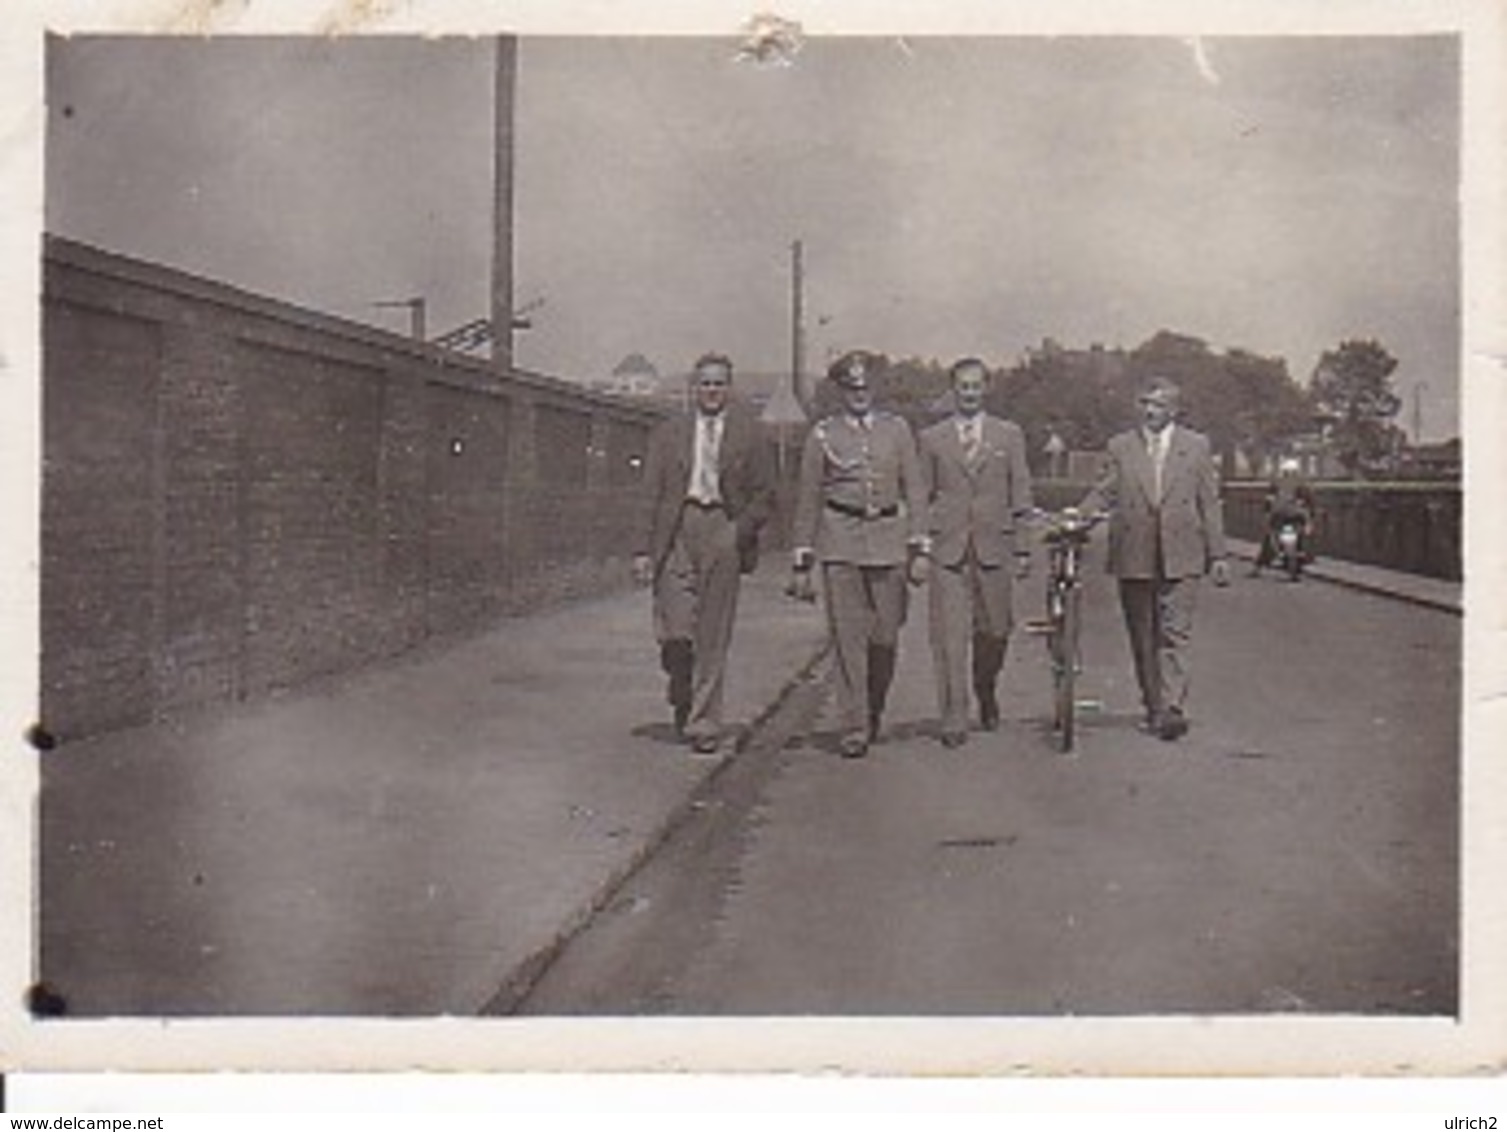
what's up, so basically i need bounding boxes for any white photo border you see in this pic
[2,0,1502,1077]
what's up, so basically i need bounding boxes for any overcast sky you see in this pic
[47,34,1459,438]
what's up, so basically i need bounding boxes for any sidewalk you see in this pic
[1226,538,1461,615]
[38,562,828,1017]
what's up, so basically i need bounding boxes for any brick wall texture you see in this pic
[41,238,660,740]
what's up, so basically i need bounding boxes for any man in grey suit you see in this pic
[1080,377,1230,741]
[919,358,1034,747]
[790,351,930,759]
[634,353,777,754]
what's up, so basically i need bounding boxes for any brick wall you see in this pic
[41,237,662,740]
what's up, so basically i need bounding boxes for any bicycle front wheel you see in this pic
[1053,586,1081,752]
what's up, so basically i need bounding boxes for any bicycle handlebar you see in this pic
[1027,507,1109,543]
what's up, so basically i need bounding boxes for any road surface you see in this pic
[518,561,1459,1016]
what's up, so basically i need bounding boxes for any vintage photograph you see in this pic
[6,9,1499,1080]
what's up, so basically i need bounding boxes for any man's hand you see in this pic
[1210,558,1231,588]
[1013,552,1032,581]
[906,552,932,588]
[632,554,653,587]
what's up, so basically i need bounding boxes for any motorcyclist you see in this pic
[1251,458,1317,576]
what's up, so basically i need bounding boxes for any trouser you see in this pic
[929,549,1014,735]
[653,503,741,740]
[822,563,908,738]
[1117,576,1199,718]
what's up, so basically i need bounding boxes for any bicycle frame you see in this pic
[1031,510,1103,752]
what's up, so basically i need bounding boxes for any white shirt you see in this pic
[1144,424,1174,498]
[689,412,724,504]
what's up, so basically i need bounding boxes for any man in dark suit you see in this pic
[789,351,930,759]
[1080,377,1230,741]
[634,353,777,754]
[919,358,1034,747]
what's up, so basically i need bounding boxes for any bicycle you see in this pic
[1024,507,1105,753]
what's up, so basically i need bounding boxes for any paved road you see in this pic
[520,560,1459,1016]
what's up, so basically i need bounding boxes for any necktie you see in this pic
[962,418,982,466]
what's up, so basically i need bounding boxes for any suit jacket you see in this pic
[791,411,928,568]
[919,413,1034,568]
[640,402,777,576]
[1080,424,1227,580]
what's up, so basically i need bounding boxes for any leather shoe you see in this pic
[1156,709,1189,741]
[940,730,967,749]
[690,733,720,755]
[673,703,690,738]
[840,733,869,759]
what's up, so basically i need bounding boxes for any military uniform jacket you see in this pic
[919,413,1034,569]
[792,411,928,567]
[639,403,777,576]
[1081,425,1227,580]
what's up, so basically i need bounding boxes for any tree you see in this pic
[873,356,951,431]
[987,343,1129,473]
[1310,339,1402,477]
[1220,348,1314,475]
[1129,332,1315,477]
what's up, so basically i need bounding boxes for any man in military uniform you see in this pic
[919,357,1034,747]
[790,351,930,758]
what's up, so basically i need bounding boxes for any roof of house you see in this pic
[611,352,659,377]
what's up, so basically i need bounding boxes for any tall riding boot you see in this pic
[867,644,897,741]
[972,633,1006,731]
[660,638,694,737]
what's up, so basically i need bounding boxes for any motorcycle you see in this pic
[1272,517,1306,582]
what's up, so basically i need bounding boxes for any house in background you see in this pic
[1397,437,1462,481]
[592,352,664,398]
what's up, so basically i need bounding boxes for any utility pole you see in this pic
[491,34,518,371]
[791,239,805,407]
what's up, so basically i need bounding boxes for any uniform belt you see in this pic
[683,497,725,510]
[826,499,898,520]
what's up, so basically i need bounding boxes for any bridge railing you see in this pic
[1222,481,1461,582]
[1027,480,1461,582]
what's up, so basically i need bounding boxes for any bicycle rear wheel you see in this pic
[1053,586,1081,752]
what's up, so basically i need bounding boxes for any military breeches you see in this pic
[821,563,908,737]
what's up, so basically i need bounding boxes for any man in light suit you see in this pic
[1080,377,1230,741]
[634,353,777,754]
[919,358,1034,748]
[790,351,930,759]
